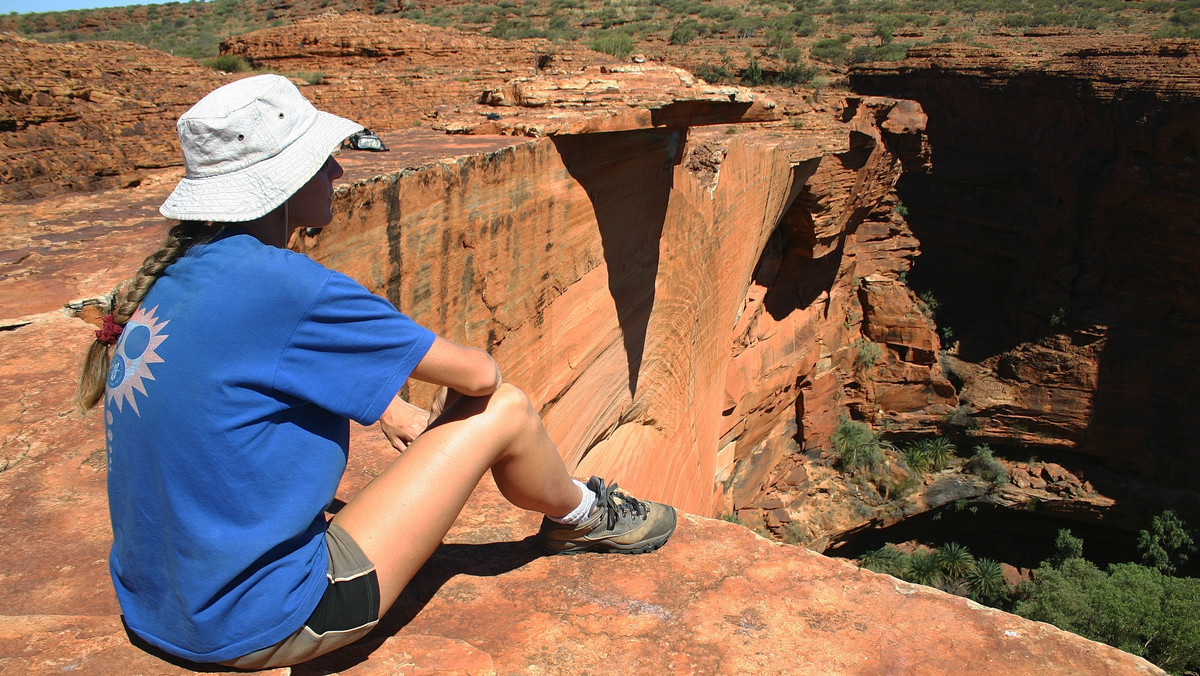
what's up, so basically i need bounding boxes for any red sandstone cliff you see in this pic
[0,15,1180,674]
[289,80,953,518]
[850,38,1200,496]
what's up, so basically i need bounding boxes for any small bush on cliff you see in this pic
[588,32,634,59]
[739,58,764,86]
[965,444,1008,485]
[773,62,817,87]
[669,20,699,45]
[202,54,253,73]
[694,62,733,84]
[810,35,850,64]
[853,338,883,371]
[287,71,325,85]
[830,418,886,472]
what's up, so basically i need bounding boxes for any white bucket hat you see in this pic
[160,74,363,223]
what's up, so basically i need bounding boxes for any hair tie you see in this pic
[95,314,123,346]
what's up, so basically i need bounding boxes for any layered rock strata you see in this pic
[850,39,1200,495]
[291,81,952,517]
[0,33,227,202]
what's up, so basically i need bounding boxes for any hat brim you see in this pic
[160,110,363,223]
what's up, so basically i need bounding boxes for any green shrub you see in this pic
[202,54,253,73]
[810,36,849,64]
[848,42,910,64]
[694,63,733,84]
[720,511,745,525]
[1015,559,1200,674]
[1138,510,1196,575]
[830,418,885,471]
[669,20,699,44]
[775,62,816,86]
[853,338,883,371]
[588,32,634,59]
[779,46,803,63]
[966,444,1008,485]
[917,290,939,318]
[1051,529,1085,566]
[288,71,324,85]
[740,58,764,86]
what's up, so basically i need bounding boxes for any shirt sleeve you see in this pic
[273,270,436,424]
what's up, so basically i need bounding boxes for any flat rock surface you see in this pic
[0,258,1163,675]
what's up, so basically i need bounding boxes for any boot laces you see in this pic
[597,479,649,531]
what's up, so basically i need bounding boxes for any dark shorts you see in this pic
[218,522,380,670]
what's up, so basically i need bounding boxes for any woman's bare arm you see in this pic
[409,336,501,397]
[378,337,501,450]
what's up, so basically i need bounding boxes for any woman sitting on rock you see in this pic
[77,74,675,670]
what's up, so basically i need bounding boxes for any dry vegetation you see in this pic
[4,0,1199,86]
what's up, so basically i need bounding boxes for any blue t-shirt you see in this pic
[104,229,435,662]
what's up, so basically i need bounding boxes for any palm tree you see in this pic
[967,557,1009,605]
[906,550,943,587]
[938,542,976,580]
[859,545,909,577]
[926,437,957,470]
[900,440,930,471]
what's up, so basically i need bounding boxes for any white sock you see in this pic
[547,479,595,525]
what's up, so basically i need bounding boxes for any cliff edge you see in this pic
[0,314,1163,674]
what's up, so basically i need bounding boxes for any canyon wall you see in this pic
[851,39,1200,491]
[293,89,953,517]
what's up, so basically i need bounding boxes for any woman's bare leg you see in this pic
[330,383,581,617]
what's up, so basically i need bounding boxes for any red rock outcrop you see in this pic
[220,14,614,132]
[850,38,1200,493]
[286,78,951,517]
[0,16,1177,674]
[0,15,610,202]
[0,33,227,202]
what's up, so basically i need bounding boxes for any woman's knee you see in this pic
[483,383,538,428]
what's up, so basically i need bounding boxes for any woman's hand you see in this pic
[378,394,431,451]
[427,386,466,422]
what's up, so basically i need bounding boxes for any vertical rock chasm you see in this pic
[851,41,1200,490]
[297,98,951,516]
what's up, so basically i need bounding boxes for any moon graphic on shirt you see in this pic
[106,305,169,416]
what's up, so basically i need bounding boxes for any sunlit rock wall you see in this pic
[296,97,953,516]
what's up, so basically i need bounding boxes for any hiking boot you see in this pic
[537,476,677,554]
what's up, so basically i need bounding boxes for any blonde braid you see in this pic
[76,221,220,410]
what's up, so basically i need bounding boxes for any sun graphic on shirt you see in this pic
[106,305,169,416]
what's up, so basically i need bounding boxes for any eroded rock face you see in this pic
[291,84,951,517]
[0,33,227,202]
[850,38,1200,490]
